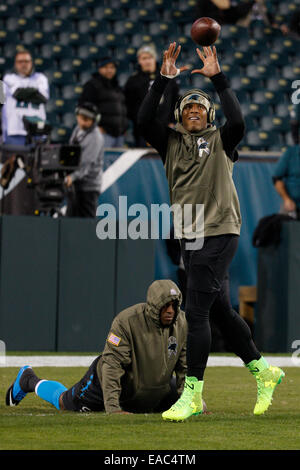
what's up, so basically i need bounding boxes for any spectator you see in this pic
[5,280,205,415]
[124,44,179,147]
[2,49,49,145]
[79,57,128,148]
[273,145,300,220]
[194,0,257,26]
[64,102,104,218]
[277,8,300,38]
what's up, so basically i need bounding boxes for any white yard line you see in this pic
[0,356,297,367]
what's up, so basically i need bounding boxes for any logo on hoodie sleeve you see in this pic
[108,332,121,346]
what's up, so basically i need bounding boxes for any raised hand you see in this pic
[191,46,221,77]
[161,42,190,77]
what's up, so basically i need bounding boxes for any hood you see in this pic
[145,279,183,329]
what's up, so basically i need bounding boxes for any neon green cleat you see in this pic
[246,357,285,415]
[162,376,204,422]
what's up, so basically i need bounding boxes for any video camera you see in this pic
[0,116,81,216]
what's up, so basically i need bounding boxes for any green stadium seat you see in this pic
[34,57,55,72]
[224,50,253,67]
[265,77,293,94]
[252,90,285,106]
[281,65,300,80]
[41,44,73,60]
[78,44,105,61]
[23,4,55,20]
[22,31,55,48]
[57,5,89,21]
[60,58,93,74]
[148,22,178,38]
[58,32,93,47]
[128,8,160,23]
[246,64,278,80]
[257,51,290,67]
[51,126,71,143]
[95,32,124,48]
[112,20,142,36]
[61,84,84,101]
[62,112,76,130]
[41,18,73,34]
[46,98,77,115]
[260,115,291,133]
[46,70,75,86]
[77,19,110,35]
[6,17,37,34]
[241,102,271,119]
[246,129,281,150]
[93,6,126,21]
[231,76,263,93]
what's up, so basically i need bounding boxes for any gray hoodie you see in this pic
[69,124,104,192]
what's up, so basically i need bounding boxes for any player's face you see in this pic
[181,103,208,132]
[77,114,94,130]
[160,301,176,326]
[98,63,117,80]
[15,53,33,77]
[138,52,156,73]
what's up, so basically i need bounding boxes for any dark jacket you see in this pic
[79,73,128,137]
[124,66,179,144]
[97,279,187,413]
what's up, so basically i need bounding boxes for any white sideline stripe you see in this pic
[100,149,149,194]
[0,356,297,367]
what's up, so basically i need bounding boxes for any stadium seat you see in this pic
[46,70,75,87]
[220,24,249,41]
[94,32,124,48]
[92,6,126,21]
[241,102,271,119]
[221,63,241,78]
[224,50,253,67]
[274,103,293,119]
[260,116,291,133]
[265,78,293,94]
[41,18,73,34]
[128,8,160,23]
[57,5,89,21]
[6,17,37,35]
[60,57,94,74]
[51,126,71,143]
[230,76,263,93]
[77,19,110,35]
[148,21,178,39]
[23,4,55,20]
[112,20,141,36]
[34,57,55,72]
[46,98,77,116]
[61,84,83,101]
[58,32,93,47]
[256,51,290,68]
[252,90,285,106]
[41,44,73,60]
[271,37,300,55]
[246,64,278,80]
[22,31,55,48]
[281,65,300,80]
[246,129,281,150]
[62,112,76,130]
[77,44,105,61]
[244,115,258,132]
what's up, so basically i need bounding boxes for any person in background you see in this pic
[124,44,179,147]
[2,49,49,146]
[79,57,128,148]
[273,145,300,220]
[64,102,104,218]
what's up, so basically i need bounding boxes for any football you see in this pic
[190,17,221,46]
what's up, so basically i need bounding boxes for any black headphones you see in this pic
[75,102,101,124]
[174,89,215,124]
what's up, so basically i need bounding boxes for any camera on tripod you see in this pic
[1,116,81,216]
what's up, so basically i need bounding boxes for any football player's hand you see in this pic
[161,42,190,77]
[191,46,221,77]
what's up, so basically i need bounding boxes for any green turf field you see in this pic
[1,364,299,451]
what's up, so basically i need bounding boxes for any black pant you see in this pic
[66,186,99,218]
[181,235,260,380]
